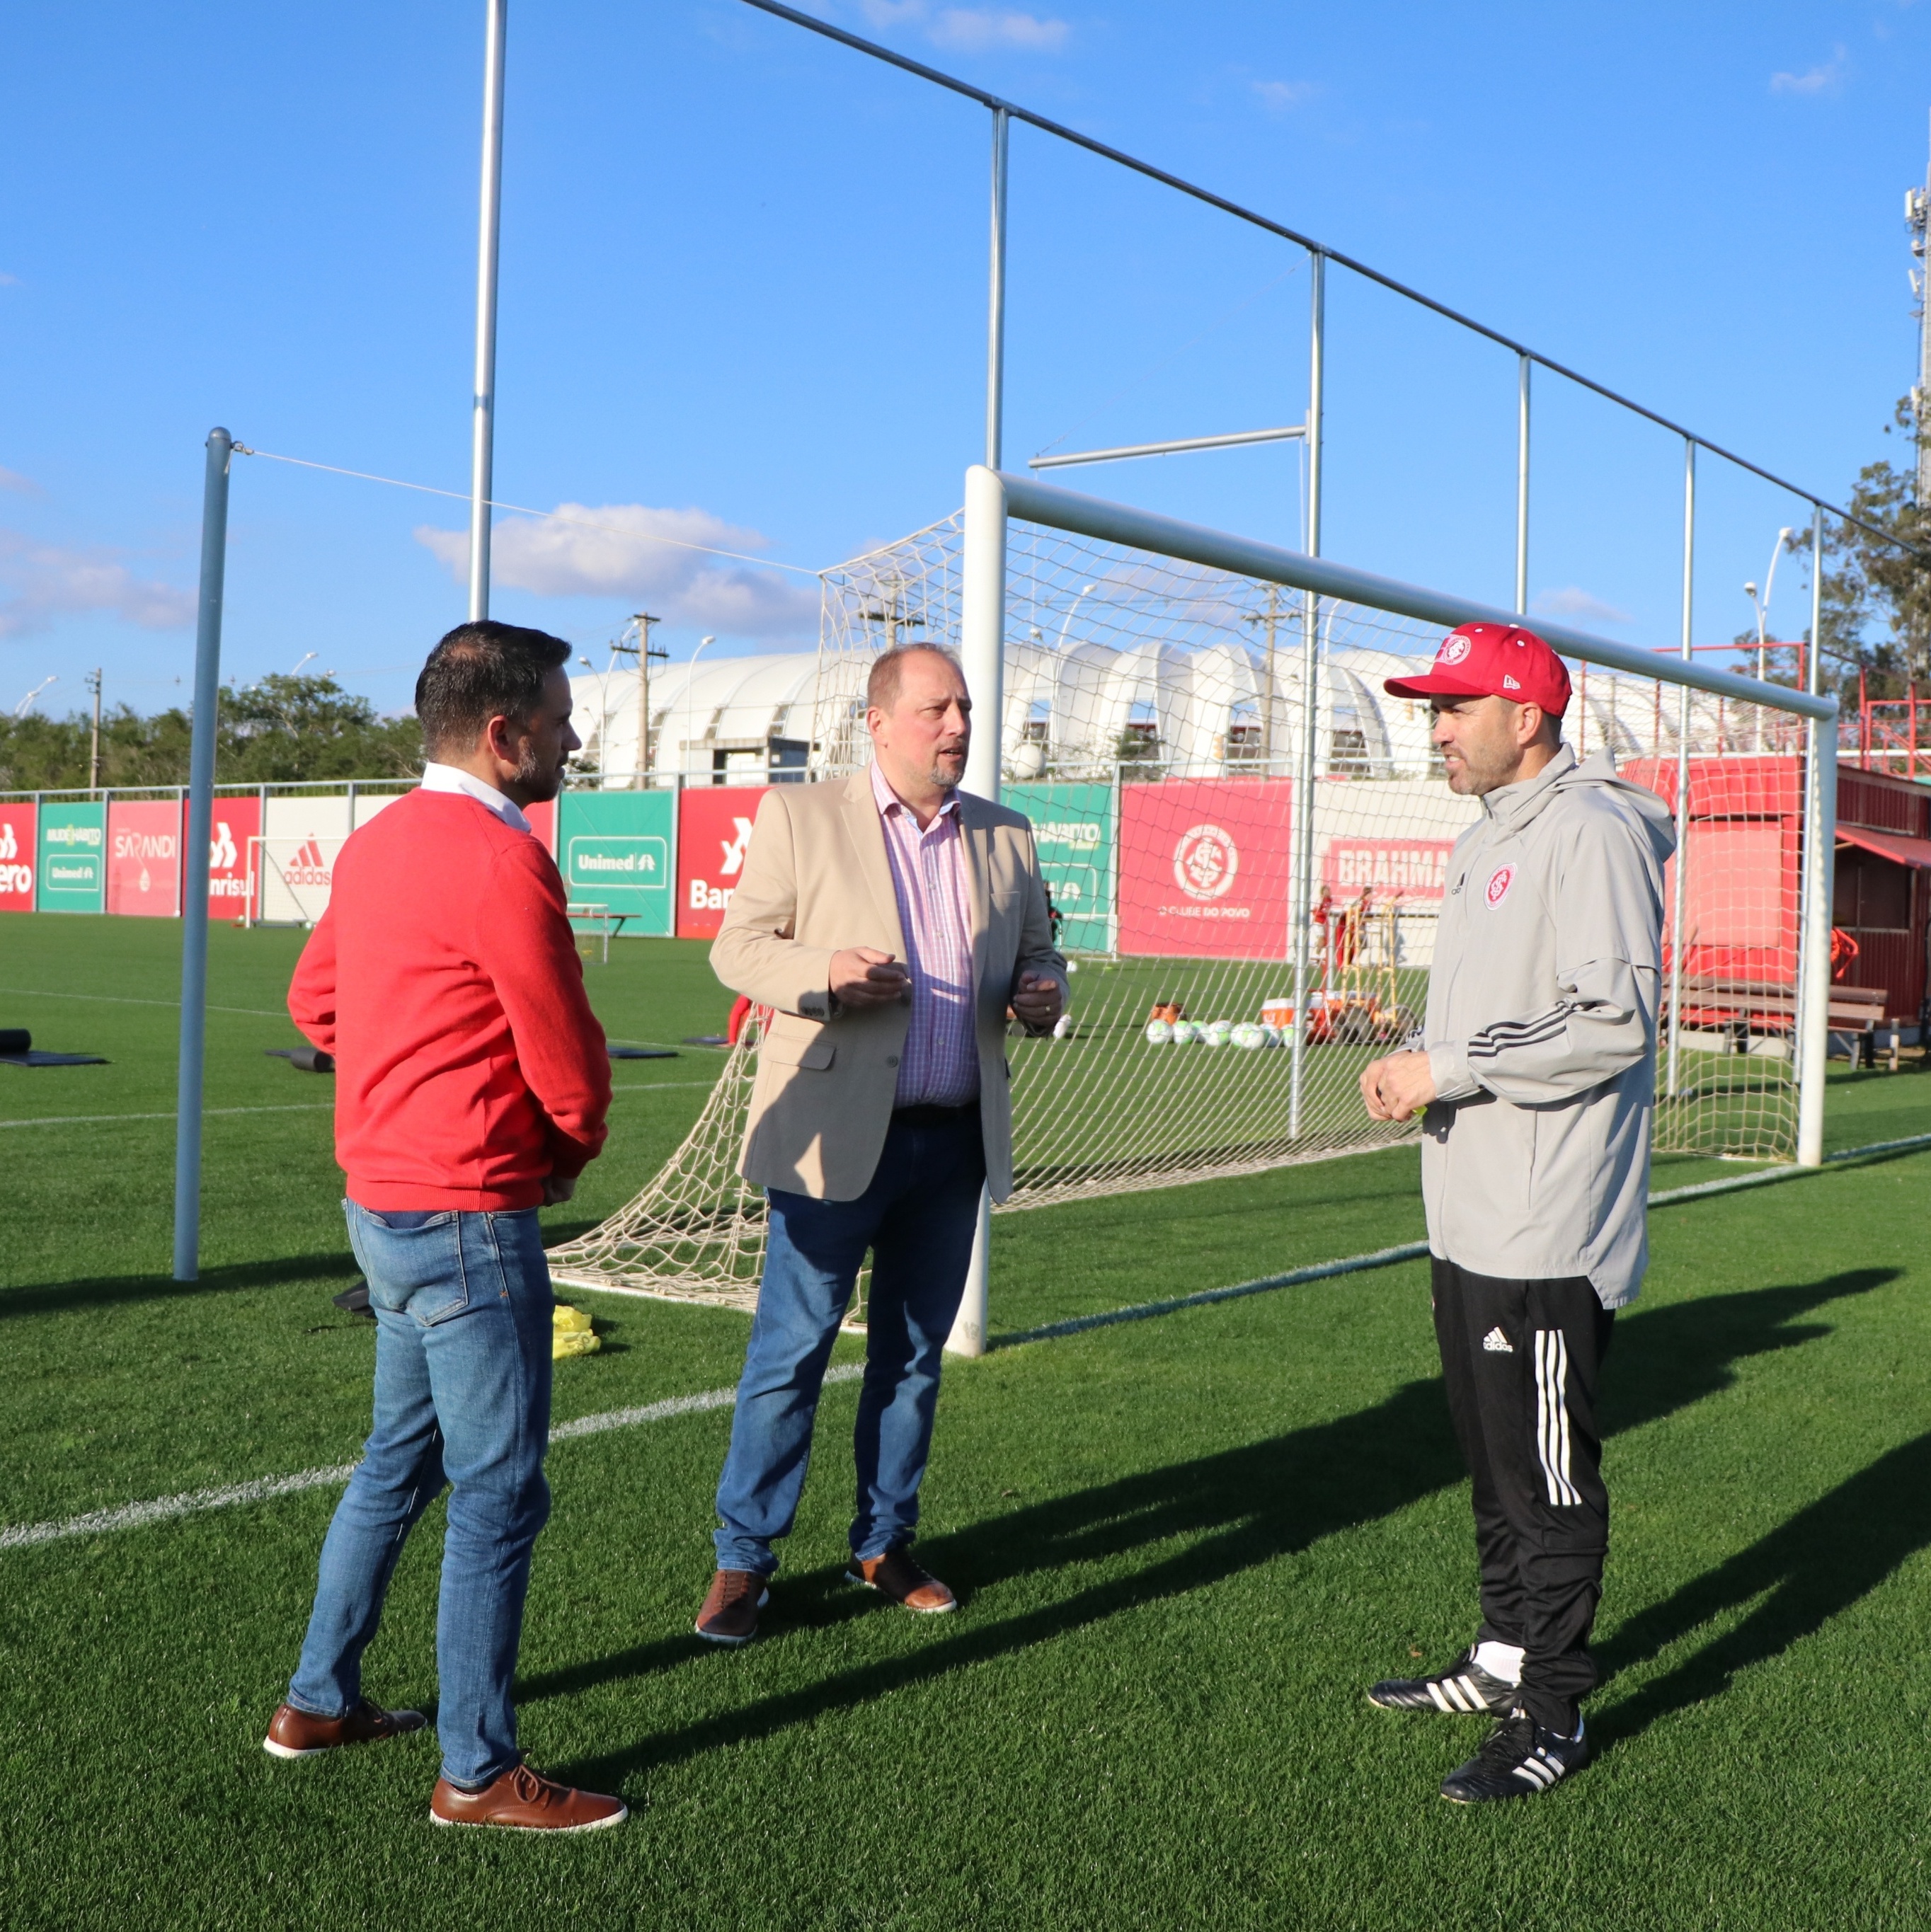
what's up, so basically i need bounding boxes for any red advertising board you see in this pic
[1119,779,1293,960]
[676,786,769,939]
[525,797,556,856]
[1323,836,1455,903]
[105,800,183,916]
[193,793,261,920]
[0,799,35,910]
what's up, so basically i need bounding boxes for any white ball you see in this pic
[1053,1012,1075,1039]
[1202,1019,1233,1047]
[1262,1025,1285,1048]
[1232,1022,1266,1050]
[1171,1020,1199,1045]
[1144,1018,1173,1045]
[1065,959,1079,974]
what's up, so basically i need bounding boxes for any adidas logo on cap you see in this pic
[1482,1326,1513,1354]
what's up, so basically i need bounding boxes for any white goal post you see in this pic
[547,465,1839,1357]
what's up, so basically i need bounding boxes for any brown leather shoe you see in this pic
[694,1568,770,1645]
[846,1547,957,1613]
[262,1696,427,1759]
[430,1761,627,1833]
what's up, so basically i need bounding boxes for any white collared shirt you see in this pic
[419,761,532,835]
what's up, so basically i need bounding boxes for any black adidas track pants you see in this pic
[1431,1257,1615,1735]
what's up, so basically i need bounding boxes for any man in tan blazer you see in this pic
[695,643,1067,1643]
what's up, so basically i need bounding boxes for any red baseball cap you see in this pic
[1383,623,1571,718]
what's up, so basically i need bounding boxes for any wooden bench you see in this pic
[1675,976,1889,1066]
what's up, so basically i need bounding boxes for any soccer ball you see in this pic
[1053,1013,1075,1039]
[1171,1019,1200,1045]
[1145,1018,1173,1045]
[1201,1020,1234,1047]
[1232,1022,1267,1050]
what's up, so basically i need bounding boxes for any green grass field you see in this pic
[4,916,1930,1928]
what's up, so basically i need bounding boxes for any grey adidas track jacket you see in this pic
[1419,744,1676,1309]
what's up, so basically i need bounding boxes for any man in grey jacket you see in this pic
[1358,621,1675,1805]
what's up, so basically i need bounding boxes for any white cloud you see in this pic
[0,466,40,496]
[414,502,818,640]
[1252,78,1317,114]
[1770,45,1847,96]
[1532,586,1632,626]
[859,1,1069,52]
[0,529,196,639]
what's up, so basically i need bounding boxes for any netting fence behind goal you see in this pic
[546,471,1837,1313]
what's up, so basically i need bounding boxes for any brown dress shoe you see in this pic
[695,1568,770,1645]
[262,1696,427,1759]
[430,1761,627,1833]
[846,1547,957,1613]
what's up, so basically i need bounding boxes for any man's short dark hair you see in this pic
[866,643,965,715]
[416,621,573,758]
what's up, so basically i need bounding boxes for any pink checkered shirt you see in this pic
[870,760,979,1108]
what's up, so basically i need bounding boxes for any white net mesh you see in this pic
[546,512,1813,1306]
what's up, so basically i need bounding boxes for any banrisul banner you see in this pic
[1002,781,1113,953]
[38,801,105,914]
[558,791,675,936]
[0,800,36,910]
[676,786,769,940]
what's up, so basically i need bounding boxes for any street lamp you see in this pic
[1743,526,1796,683]
[14,674,57,718]
[288,651,318,677]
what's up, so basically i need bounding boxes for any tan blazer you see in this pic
[709,770,1067,1203]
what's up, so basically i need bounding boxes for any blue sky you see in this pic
[2,0,1927,720]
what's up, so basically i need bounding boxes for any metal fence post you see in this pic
[1515,354,1531,614]
[467,0,508,621]
[985,104,1009,470]
[1796,509,1835,1166]
[1666,439,1694,1103]
[1288,250,1325,1139]
[949,464,1009,1359]
[173,427,234,1282]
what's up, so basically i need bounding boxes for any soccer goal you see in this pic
[244,836,345,927]
[546,466,1840,1343]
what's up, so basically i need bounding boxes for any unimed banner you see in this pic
[197,793,260,920]
[1003,781,1113,953]
[676,786,768,939]
[558,791,675,936]
[1118,778,1293,960]
[0,800,35,910]
[38,801,105,914]
[105,800,182,916]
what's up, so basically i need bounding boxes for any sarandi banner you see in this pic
[1118,778,1293,961]
[105,800,182,916]
[676,786,769,939]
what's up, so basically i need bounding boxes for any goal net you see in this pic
[246,836,345,927]
[546,473,1835,1311]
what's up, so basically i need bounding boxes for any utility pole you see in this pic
[86,668,103,793]
[608,613,663,786]
[1909,112,1931,510]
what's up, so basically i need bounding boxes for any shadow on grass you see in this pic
[0,1249,361,1319]
[546,1265,1891,1788]
[1595,1427,1931,1747]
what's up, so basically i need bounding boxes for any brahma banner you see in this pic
[676,786,768,939]
[1322,836,1455,903]
[0,800,35,910]
[105,800,182,916]
[1118,779,1293,960]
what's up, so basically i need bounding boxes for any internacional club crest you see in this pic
[1438,632,1474,667]
[1174,822,1239,902]
[1485,863,1516,909]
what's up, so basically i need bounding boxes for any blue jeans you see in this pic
[714,1109,987,1576]
[287,1202,553,1790]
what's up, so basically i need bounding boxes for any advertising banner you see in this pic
[197,793,261,920]
[1003,781,1113,953]
[105,800,183,916]
[37,801,105,914]
[525,797,556,857]
[676,786,768,939]
[0,800,35,911]
[1322,835,1455,903]
[1118,778,1293,960]
[558,790,675,936]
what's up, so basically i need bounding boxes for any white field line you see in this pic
[0,1365,864,1553]
[5,1129,1927,1555]
[0,1083,718,1130]
[0,986,288,1019]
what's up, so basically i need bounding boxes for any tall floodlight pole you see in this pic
[1288,251,1325,1141]
[468,0,508,621]
[1910,117,1931,510]
[173,427,234,1282]
[1796,510,1835,1166]
[1665,440,1695,1103]
[986,105,1009,469]
[948,464,1009,1359]
[1515,354,1531,614]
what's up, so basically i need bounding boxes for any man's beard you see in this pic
[515,739,566,803]
[929,744,967,790]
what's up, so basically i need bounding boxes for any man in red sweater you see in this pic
[261,620,625,1834]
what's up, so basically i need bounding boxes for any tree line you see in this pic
[0,674,424,793]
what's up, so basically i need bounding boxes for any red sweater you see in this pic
[289,789,611,1212]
